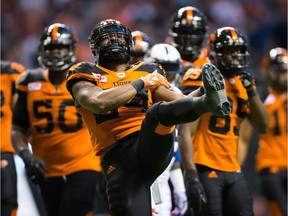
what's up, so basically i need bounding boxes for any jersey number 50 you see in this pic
[33,100,82,134]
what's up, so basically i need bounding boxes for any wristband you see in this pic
[247,88,256,98]
[131,79,144,92]
[185,169,198,179]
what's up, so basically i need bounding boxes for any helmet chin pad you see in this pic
[99,44,130,64]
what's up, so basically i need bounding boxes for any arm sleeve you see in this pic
[170,169,186,192]
[12,90,30,129]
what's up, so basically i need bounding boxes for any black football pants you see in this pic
[196,165,254,216]
[259,168,287,215]
[102,102,181,216]
[39,170,99,216]
[1,152,18,216]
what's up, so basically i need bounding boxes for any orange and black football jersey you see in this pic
[15,68,101,177]
[179,48,210,95]
[66,61,165,154]
[256,90,287,171]
[1,61,25,153]
[194,76,250,171]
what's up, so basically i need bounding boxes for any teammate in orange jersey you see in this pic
[1,61,25,216]
[11,23,102,216]
[256,47,287,216]
[169,6,209,94]
[65,19,231,215]
[178,26,269,216]
[242,47,287,216]
[169,6,209,215]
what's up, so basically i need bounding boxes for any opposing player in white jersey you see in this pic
[144,43,188,216]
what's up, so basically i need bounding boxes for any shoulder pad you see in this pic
[16,68,45,85]
[66,62,102,96]
[68,61,100,75]
[135,62,165,76]
[66,61,104,83]
[1,61,25,75]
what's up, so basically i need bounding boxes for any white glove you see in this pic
[171,191,188,216]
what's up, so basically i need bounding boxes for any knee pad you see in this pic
[154,123,175,135]
[145,102,175,135]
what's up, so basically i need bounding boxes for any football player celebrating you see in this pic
[178,26,269,216]
[1,61,25,216]
[169,6,209,215]
[65,19,231,215]
[11,23,102,216]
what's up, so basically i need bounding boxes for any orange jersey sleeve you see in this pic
[193,76,250,171]
[256,91,287,171]
[179,48,210,95]
[1,61,25,153]
[16,68,101,177]
[66,61,165,154]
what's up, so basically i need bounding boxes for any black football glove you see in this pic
[239,70,257,97]
[239,70,255,90]
[184,170,207,215]
[19,149,48,184]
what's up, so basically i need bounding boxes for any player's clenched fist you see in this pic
[141,71,171,89]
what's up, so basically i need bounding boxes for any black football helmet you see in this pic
[38,23,77,72]
[169,6,208,62]
[89,19,133,65]
[130,31,152,62]
[262,47,287,93]
[209,27,250,77]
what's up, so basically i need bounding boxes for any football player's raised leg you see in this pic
[155,63,231,127]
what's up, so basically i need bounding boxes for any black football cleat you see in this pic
[202,63,231,116]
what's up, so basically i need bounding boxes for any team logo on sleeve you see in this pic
[28,82,42,91]
[92,73,107,83]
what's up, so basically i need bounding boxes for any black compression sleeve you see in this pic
[157,97,201,126]
[12,91,30,129]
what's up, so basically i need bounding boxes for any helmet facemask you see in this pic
[169,6,208,62]
[38,24,76,72]
[89,20,133,65]
[170,32,204,62]
[264,48,288,93]
[212,45,249,77]
[266,62,287,93]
